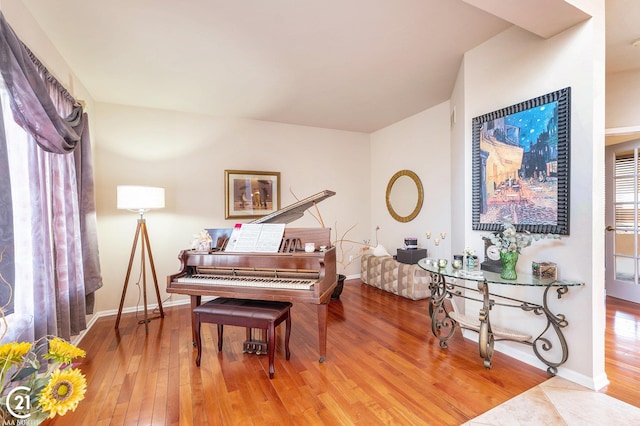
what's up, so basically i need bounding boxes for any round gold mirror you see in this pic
[385,170,424,223]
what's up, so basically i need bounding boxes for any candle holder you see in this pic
[425,230,447,261]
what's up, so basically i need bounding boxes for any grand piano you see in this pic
[166,190,337,362]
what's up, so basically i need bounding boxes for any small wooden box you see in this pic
[532,261,557,279]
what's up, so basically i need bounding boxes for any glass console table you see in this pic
[417,259,583,375]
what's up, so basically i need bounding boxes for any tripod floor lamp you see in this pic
[115,185,166,334]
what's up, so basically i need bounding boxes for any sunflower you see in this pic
[37,368,87,417]
[43,337,86,364]
[0,341,32,365]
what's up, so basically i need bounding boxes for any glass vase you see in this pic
[466,255,476,269]
[500,251,519,280]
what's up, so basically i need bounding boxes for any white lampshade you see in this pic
[117,185,165,211]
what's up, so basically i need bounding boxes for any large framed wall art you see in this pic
[225,170,281,220]
[471,87,571,235]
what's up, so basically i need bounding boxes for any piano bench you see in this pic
[193,298,292,379]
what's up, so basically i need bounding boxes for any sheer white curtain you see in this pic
[0,83,40,342]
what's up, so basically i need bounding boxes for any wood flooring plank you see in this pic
[151,366,169,425]
[137,366,159,425]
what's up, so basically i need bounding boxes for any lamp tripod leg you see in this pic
[115,221,142,329]
[141,220,164,320]
[141,227,149,334]
[115,217,164,334]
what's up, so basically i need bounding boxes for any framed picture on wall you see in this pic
[224,170,281,219]
[471,87,571,235]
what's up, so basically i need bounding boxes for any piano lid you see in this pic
[250,189,335,224]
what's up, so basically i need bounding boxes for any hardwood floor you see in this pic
[600,296,640,407]
[43,280,639,425]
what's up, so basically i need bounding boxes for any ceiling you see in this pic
[14,0,640,133]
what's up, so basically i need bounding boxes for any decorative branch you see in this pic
[333,223,376,270]
[289,188,375,270]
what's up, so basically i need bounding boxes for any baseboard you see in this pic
[459,329,608,391]
[73,296,207,346]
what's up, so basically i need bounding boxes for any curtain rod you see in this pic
[22,42,83,107]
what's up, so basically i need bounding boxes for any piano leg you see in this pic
[190,295,202,346]
[317,302,328,363]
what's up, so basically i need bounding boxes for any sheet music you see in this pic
[225,223,285,253]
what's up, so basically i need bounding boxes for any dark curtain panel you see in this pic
[74,115,102,314]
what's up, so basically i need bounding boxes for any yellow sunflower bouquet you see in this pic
[0,336,87,424]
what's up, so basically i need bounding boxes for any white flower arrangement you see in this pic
[191,229,213,252]
[463,246,476,256]
[484,222,561,254]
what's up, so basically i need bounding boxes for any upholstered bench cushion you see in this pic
[194,298,292,379]
[194,298,292,325]
[361,254,430,300]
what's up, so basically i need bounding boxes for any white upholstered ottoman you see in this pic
[360,254,430,300]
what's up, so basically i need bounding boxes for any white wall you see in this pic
[606,69,640,130]
[455,14,606,389]
[93,104,371,314]
[370,104,452,258]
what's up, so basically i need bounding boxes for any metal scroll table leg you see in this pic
[429,271,456,348]
[477,280,494,369]
[525,286,571,375]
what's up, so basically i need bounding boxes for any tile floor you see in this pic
[465,376,640,425]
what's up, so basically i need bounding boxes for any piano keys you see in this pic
[175,266,317,290]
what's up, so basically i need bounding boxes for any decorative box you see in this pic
[396,248,427,265]
[532,261,557,279]
[404,237,418,249]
